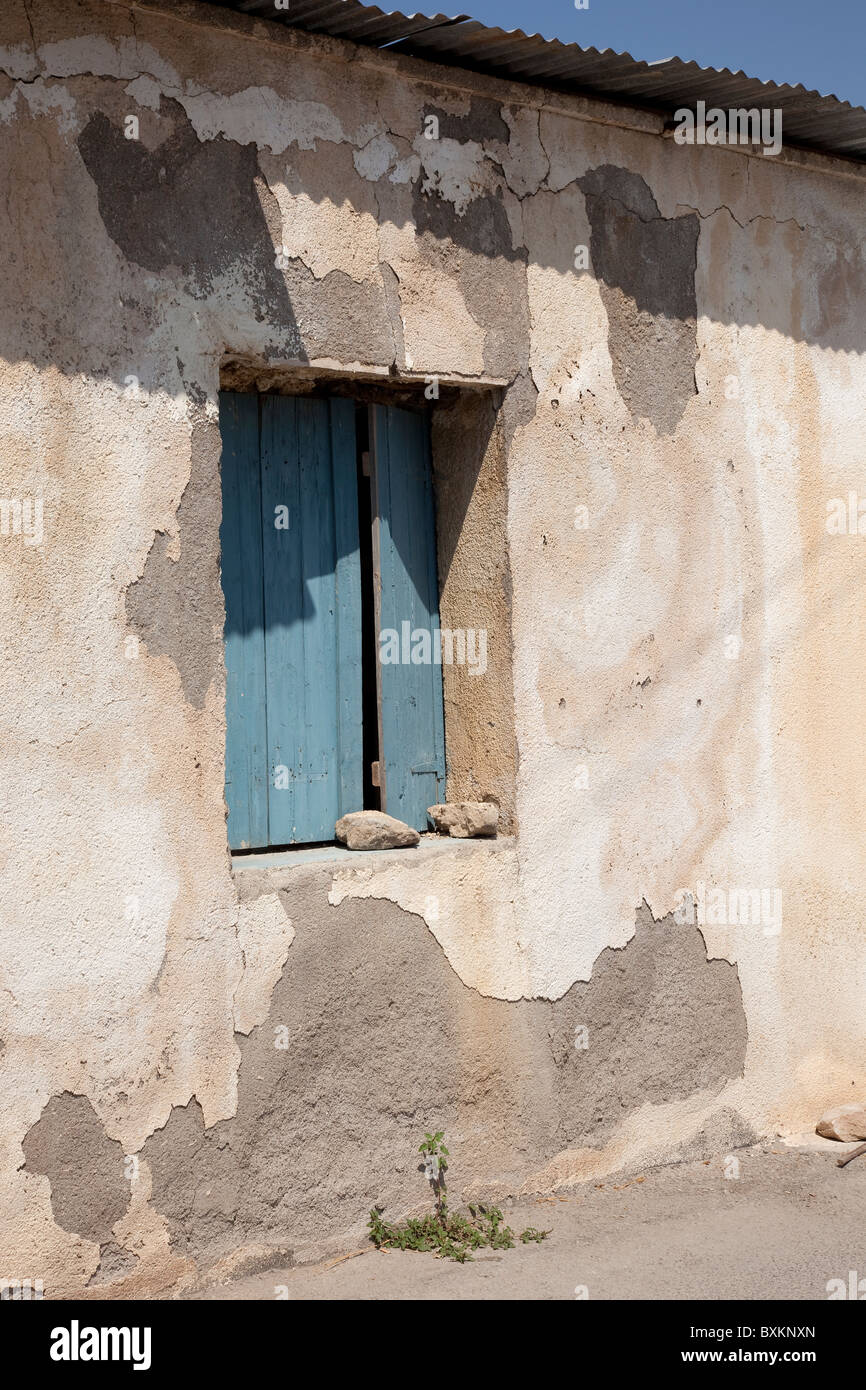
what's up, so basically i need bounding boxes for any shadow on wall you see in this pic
[1,84,862,404]
[76,103,304,363]
[122,381,499,711]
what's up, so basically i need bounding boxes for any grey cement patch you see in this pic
[441,241,529,382]
[281,261,395,367]
[549,902,747,1143]
[424,97,511,147]
[125,414,224,709]
[141,893,746,1267]
[77,101,303,358]
[578,164,699,434]
[22,1093,131,1245]
[501,370,539,448]
[142,1098,243,1261]
[413,182,524,263]
[379,261,407,369]
[87,1241,140,1286]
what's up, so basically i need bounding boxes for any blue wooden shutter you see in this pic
[372,404,446,831]
[220,393,363,849]
[220,392,269,850]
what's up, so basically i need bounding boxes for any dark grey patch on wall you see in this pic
[413,182,525,263]
[501,370,539,449]
[423,96,511,146]
[86,1242,140,1286]
[22,1093,131,1245]
[141,889,747,1268]
[142,1098,242,1259]
[280,261,395,366]
[76,101,304,359]
[813,245,866,348]
[125,414,224,709]
[578,164,699,434]
[176,356,207,409]
[548,901,747,1139]
[451,246,530,382]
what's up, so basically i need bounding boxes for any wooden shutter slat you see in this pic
[372,404,446,831]
[219,391,269,851]
[331,398,365,823]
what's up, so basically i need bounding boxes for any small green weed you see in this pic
[368,1130,551,1262]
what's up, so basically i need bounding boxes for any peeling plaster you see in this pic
[328,842,529,999]
[181,87,350,155]
[232,894,295,1036]
[578,164,699,434]
[125,414,224,710]
[353,132,419,186]
[22,1094,132,1245]
[139,891,746,1267]
[413,134,493,217]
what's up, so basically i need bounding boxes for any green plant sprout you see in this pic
[368,1129,550,1262]
[418,1130,448,1219]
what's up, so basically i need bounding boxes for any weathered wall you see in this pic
[1,0,866,1295]
[432,388,518,828]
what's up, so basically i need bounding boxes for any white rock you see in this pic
[816,1104,866,1142]
[427,801,499,838]
[335,810,420,850]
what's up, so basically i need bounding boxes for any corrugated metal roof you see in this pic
[206,0,866,163]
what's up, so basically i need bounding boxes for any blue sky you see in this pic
[457,0,866,108]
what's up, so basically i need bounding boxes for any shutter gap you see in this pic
[356,403,382,812]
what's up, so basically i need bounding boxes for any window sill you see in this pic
[232,833,512,887]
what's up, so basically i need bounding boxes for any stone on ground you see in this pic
[816,1104,866,1142]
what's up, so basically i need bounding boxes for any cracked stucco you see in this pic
[1,0,866,1294]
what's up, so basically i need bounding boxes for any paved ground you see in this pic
[190,1140,866,1300]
